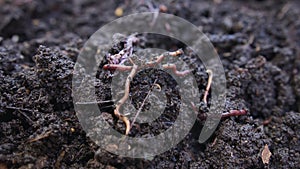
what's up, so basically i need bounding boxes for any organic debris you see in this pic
[261,144,272,165]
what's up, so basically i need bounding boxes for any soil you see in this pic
[0,0,299,168]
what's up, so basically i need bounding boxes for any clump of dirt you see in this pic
[0,0,299,168]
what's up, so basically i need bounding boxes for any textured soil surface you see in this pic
[0,0,299,168]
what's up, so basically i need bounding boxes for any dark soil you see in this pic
[0,0,299,168]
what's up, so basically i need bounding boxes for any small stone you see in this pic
[12,35,19,43]
[115,7,123,17]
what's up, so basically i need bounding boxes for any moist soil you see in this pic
[0,0,300,168]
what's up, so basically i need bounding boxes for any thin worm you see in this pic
[103,64,133,71]
[162,64,191,76]
[114,64,138,135]
[203,69,213,104]
[145,49,183,67]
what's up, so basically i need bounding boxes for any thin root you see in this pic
[28,131,52,143]
[131,79,158,129]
